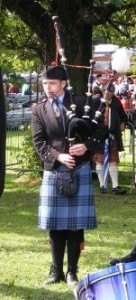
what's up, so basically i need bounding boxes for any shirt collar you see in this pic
[58,92,65,103]
[49,92,65,103]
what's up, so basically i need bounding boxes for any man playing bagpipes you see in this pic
[91,81,128,194]
[31,12,119,285]
[31,64,100,285]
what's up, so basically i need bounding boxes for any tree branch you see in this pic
[108,19,131,38]
[2,0,53,43]
[80,2,136,25]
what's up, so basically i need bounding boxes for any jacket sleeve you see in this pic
[31,106,60,168]
[114,97,128,123]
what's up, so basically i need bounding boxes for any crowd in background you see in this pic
[92,72,136,109]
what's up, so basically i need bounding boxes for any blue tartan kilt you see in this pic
[38,162,97,230]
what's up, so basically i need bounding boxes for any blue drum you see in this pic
[75,262,136,300]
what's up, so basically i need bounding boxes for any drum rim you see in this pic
[77,267,136,297]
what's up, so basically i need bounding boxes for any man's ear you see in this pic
[61,80,67,89]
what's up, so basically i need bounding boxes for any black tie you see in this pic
[52,98,66,132]
[52,98,62,118]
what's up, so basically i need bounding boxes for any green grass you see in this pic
[0,171,136,299]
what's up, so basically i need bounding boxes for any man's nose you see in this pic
[46,86,52,92]
[46,84,51,89]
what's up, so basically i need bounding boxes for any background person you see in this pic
[21,82,34,95]
[92,85,103,98]
[92,73,103,90]
[8,82,20,94]
[92,82,128,194]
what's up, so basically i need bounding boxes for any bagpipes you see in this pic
[52,16,105,145]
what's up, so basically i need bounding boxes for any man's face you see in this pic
[42,79,66,98]
[104,90,112,101]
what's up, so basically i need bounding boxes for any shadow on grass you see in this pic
[0,282,74,300]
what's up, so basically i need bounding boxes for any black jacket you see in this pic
[91,94,128,152]
[32,91,105,170]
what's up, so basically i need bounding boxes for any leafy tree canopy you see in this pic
[1,0,136,91]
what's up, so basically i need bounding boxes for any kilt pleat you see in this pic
[93,139,119,163]
[38,162,97,230]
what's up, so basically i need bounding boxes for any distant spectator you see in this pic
[92,85,103,97]
[8,83,20,94]
[108,70,120,96]
[133,78,136,95]
[131,78,136,103]
[92,74,103,90]
[21,83,34,95]
[92,82,128,195]
[127,77,134,93]
[118,77,128,98]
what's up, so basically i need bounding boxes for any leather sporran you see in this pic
[56,170,77,196]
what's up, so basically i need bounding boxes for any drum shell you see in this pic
[76,262,136,300]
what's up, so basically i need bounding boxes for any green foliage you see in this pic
[16,127,42,176]
[110,0,122,5]
[1,0,136,92]
[1,9,41,75]
[129,55,136,75]
[93,6,136,48]
[2,0,136,62]
[1,49,37,76]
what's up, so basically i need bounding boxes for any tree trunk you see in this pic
[64,24,93,94]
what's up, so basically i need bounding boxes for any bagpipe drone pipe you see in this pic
[52,15,109,146]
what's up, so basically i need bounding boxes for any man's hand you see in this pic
[57,153,76,169]
[69,144,87,157]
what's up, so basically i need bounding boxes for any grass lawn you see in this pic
[0,171,136,300]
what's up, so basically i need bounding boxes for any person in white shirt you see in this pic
[92,74,103,90]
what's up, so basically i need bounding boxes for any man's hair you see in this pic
[104,82,115,94]
[95,74,102,79]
